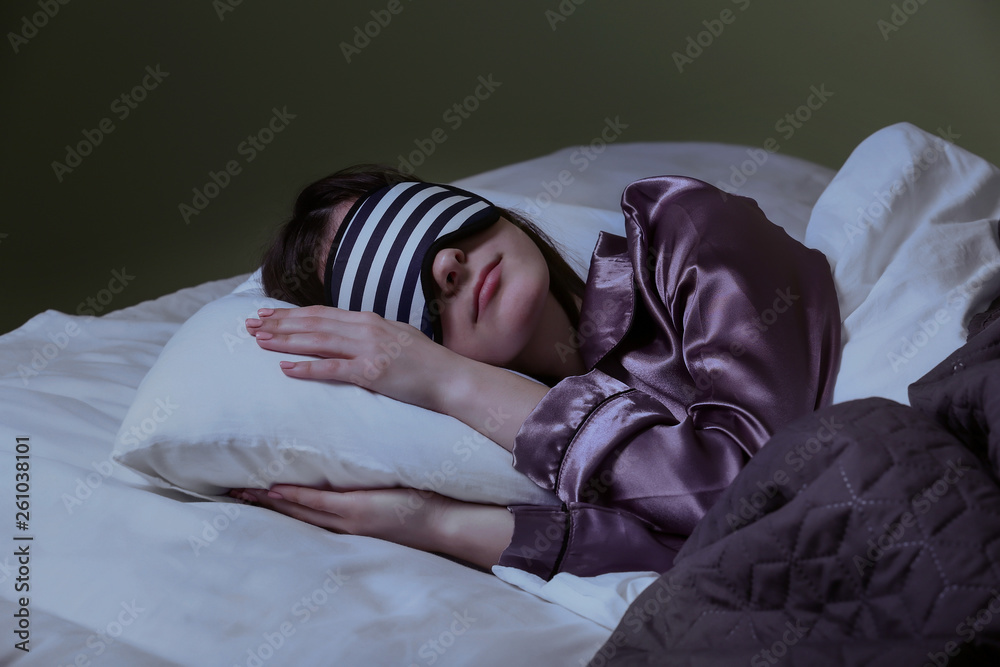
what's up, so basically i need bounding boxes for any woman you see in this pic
[231,164,842,579]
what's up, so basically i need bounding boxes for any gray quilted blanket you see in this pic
[589,310,1000,666]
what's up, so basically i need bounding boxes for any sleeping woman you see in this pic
[230,164,842,579]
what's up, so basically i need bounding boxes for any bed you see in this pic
[2,122,998,666]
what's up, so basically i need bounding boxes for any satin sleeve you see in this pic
[497,176,842,579]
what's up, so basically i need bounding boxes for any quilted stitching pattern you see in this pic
[591,398,1000,666]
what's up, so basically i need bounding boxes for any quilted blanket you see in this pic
[589,304,1000,666]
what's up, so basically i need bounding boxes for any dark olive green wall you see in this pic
[3,0,998,334]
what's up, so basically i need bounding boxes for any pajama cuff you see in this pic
[511,368,634,492]
[496,505,569,580]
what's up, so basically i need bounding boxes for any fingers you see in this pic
[248,305,339,322]
[247,313,360,341]
[245,307,402,360]
[268,485,350,513]
[272,357,355,382]
[242,306,427,390]
[253,328,365,360]
[232,486,351,515]
[247,320,371,362]
[262,496,345,532]
[247,306,387,335]
[232,487,352,533]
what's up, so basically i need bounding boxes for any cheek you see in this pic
[442,328,502,365]
[511,252,551,320]
[439,304,518,365]
[438,310,483,359]
[502,274,547,327]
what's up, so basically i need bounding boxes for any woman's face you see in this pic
[319,205,552,367]
[425,217,551,366]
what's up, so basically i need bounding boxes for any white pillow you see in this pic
[112,291,559,505]
[804,122,1000,405]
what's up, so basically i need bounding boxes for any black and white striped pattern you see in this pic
[323,182,499,341]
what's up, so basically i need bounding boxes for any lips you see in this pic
[473,258,501,322]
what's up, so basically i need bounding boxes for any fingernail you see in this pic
[256,332,273,340]
[258,308,274,317]
[279,361,294,369]
[267,490,283,499]
[246,318,262,328]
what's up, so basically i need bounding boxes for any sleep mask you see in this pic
[323,181,500,342]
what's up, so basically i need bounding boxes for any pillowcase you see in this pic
[804,122,1000,404]
[112,291,559,505]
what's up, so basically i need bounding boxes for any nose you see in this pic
[429,247,466,296]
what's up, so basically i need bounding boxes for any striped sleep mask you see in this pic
[322,181,500,342]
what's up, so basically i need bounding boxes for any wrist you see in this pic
[426,348,477,417]
[429,353,548,453]
[435,500,514,571]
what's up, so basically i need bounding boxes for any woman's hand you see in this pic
[246,304,550,453]
[245,305,457,413]
[229,485,514,570]
[230,485,453,554]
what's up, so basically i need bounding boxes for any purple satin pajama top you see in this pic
[496,176,842,579]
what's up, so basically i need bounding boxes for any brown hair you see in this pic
[260,164,585,332]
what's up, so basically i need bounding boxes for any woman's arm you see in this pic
[428,354,548,453]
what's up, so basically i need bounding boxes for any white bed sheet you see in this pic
[0,278,609,666]
[0,140,839,666]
